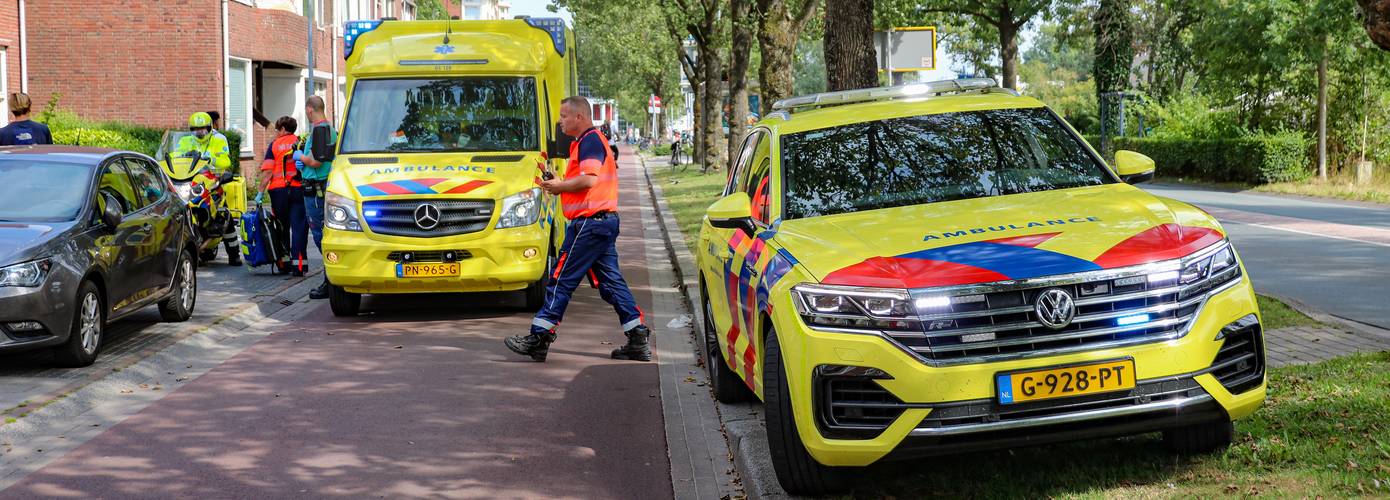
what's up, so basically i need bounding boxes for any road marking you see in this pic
[1201,206,1390,248]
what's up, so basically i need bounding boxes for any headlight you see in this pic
[324,191,362,232]
[495,188,541,229]
[0,259,51,287]
[172,181,195,203]
[1175,241,1242,299]
[792,284,919,332]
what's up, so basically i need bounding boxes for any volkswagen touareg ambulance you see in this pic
[322,18,576,316]
[696,79,1265,494]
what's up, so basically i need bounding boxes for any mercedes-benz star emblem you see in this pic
[1035,288,1076,330]
[414,203,441,230]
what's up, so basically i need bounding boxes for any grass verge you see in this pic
[648,163,727,255]
[1257,294,1327,331]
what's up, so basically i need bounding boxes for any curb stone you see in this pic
[639,154,799,500]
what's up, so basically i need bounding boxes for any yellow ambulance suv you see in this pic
[697,79,1265,494]
[323,18,576,316]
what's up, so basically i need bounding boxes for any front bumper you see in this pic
[0,278,73,353]
[323,225,550,294]
[779,278,1266,467]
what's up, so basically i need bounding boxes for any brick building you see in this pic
[0,0,25,128]
[18,0,461,164]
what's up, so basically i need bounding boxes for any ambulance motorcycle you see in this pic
[155,130,247,264]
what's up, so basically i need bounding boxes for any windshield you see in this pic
[781,107,1113,219]
[340,77,540,154]
[0,161,93,222]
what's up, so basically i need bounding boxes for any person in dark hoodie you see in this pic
[0,93,53,146]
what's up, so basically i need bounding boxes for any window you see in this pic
[464,6,481,19]
[0,161,91,222]
[780,107,1113,219]
[402,0,416,20]
[302,0,325,26]
[124,158,167,206]
[97,160,143,215]
[341,77,540,154]
[228,58,252,153]
[744,134,771,224]
[724,130,761,196]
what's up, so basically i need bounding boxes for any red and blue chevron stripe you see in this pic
[824,224,1224,289]
[355,178,492,197]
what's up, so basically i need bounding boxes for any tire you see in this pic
[703,284,752,403]
[158,251,197,322]
[53,281,104,368]
[329,284,362,317]
[1163,419,1235,455]
[199,246,218,264]
[763,326,846,495]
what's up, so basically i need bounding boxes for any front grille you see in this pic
[363,199,494,238]
[814,365,904,439]
[386,250,473,262]
[1210,321,1264,394]
[917,377,1205,430]
[798,242,1244,365]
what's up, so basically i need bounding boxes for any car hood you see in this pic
[771,183,1226,289]
[333,152,545,201]
[0,222,67,265]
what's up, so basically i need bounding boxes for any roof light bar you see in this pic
[771,78,1012,112]
[524,17,568,57]
[343,20,384,59]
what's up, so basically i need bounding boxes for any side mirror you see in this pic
[707,192,756,237]
[100,194,122,230]
[549,123,573,159]
[1114,150,1155,184]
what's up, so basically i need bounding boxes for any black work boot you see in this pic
[610,325,652,361]
[226,245,242,266]
[505,331,557,361]
[309,279,330,300]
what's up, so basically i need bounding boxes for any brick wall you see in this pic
[27,0,223,129]
[0,0,21,110]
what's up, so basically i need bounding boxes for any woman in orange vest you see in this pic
[257,116,309,276]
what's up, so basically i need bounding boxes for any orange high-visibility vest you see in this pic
[260,134,302,190]
[560,128,618,219]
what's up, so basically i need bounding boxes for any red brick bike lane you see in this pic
[0,150,673,499]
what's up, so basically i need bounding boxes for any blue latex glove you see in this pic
[254,192,264,204]
[295,159,305,171]
[292,151,304,162]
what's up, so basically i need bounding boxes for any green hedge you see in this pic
[1111,133,1309,183]
[650,144,673,157]
[40,111,242,171]
[1081,133,1310,184]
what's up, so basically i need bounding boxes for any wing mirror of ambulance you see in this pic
[548,122,573,159]
[707,192,757,237]
[1114,150,1156,184]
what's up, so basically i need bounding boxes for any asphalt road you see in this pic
[1142,184,1390,329]
[0,157,674,499]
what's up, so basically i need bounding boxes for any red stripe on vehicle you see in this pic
[413,178,448,187]
[1092,224,1225,269]
[742,344,757,388]
[823,256,1011,288]
[367,181,414,195]
[442,180,492,194]
[985,232,1061,248]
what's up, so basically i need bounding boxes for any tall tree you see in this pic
[415,0,454,20]
[558,0,678,140]
[1094,0,1133,157]
[903,0,1058,89]
[664,0,729,173]
[728,0,756,167]
[755,0,822,115]
[1359,0,1390,50]
[824,0,877,91]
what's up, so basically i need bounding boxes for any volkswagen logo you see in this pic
[1034,288,1076,329]
[414,203,442,230]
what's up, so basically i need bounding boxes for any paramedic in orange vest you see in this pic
[257,116,309,276]
[506,96,651,363]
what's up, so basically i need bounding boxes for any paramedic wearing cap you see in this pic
[505,96,651,363]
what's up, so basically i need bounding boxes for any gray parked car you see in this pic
[0,147,199,367]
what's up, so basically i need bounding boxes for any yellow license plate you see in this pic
[396,262,460,278]
[996,359,1135,404]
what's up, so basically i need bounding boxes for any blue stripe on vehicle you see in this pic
[393,179,433,194]
[899,242,1101,280]
[356,185,389,197]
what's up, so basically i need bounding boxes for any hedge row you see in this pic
[1081,133,1310,184]
[42,112,242,171]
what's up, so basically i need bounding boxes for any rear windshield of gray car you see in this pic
[780,107,1114,219]
[0,161,92,222]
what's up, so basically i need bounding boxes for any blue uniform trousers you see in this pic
[531,214,644,335]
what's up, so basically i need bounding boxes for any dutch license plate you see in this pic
[396,262,460,278]
[996,359,1135,404]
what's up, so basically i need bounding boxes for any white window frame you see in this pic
[228,56,254,154]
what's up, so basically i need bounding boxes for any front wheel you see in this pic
[159,250,197,322]
[54,282,104,367]
[764,326,846,495]
[329,284,362,317]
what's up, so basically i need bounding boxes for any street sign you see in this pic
[649,95,663,108]
[875,26,937,72]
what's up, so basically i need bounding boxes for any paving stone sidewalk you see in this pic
[1264,325,1390,367]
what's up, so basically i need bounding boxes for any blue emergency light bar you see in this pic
[343,20,384,59]
[524,17,567,56]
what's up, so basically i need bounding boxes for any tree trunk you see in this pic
[1317,40,1329,181]
[998,20,1019,89]
[1358,0,1390,51]
[692,83,704,162]
[823,0,877,92]
[757,0,818,116]
[727,0,755,169]
[700,45,725,173]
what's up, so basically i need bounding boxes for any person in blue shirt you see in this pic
[0,93,53,146]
